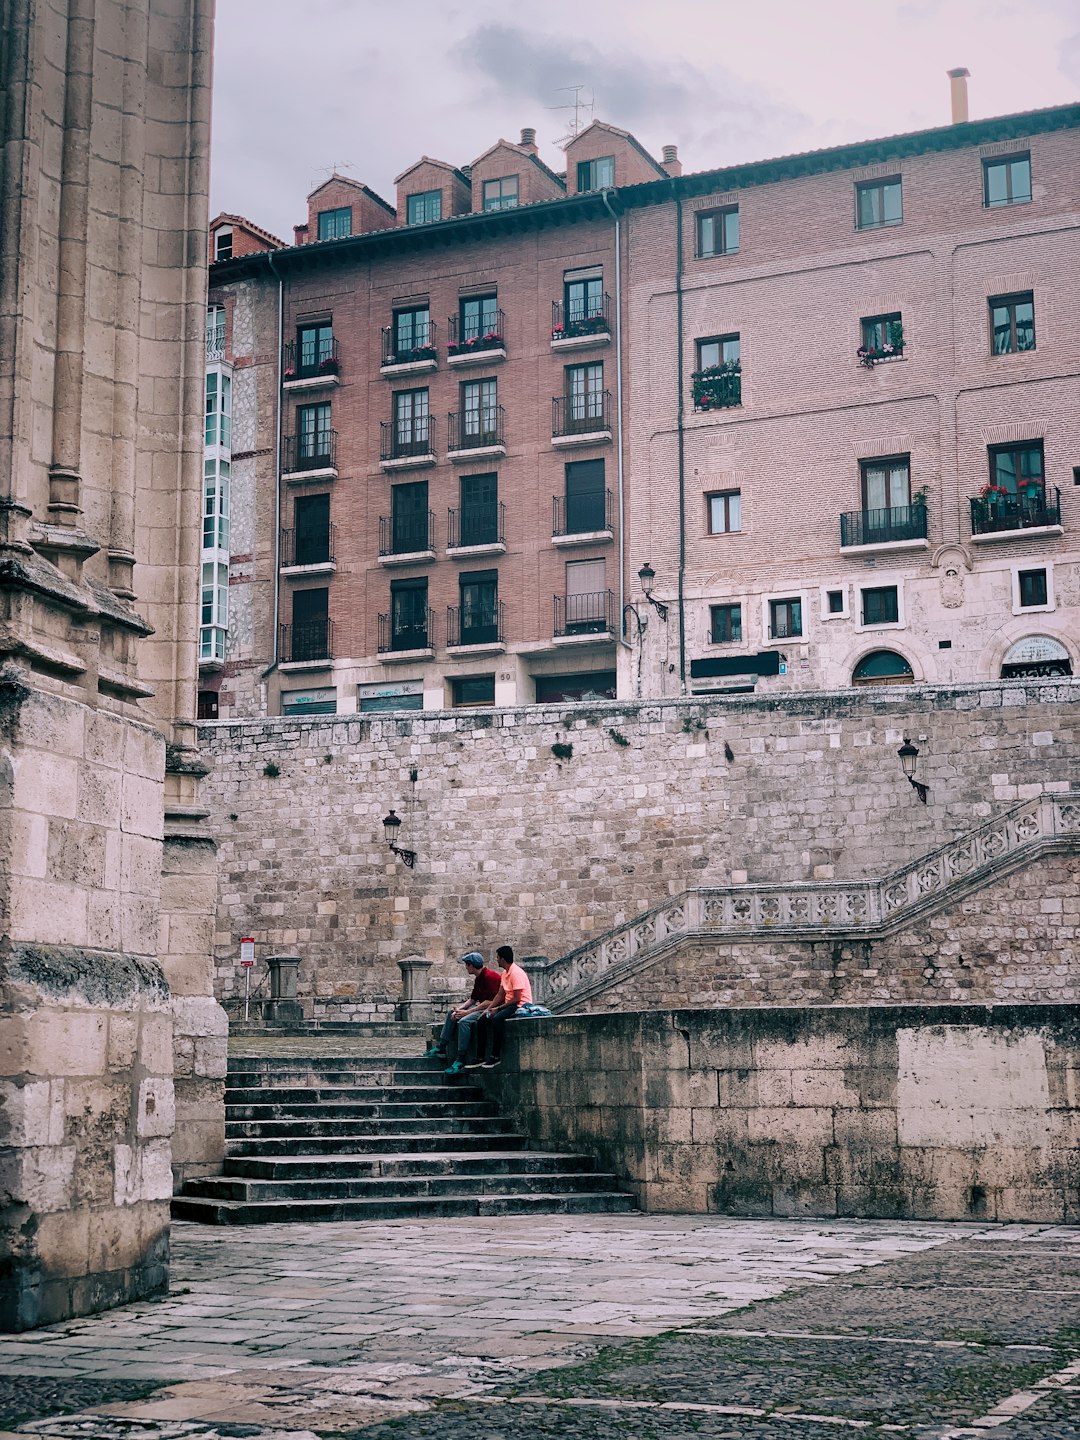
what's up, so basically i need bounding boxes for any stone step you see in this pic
[224,1130,528,1157]
[226,1077,462,1096]
[224,1149,598,1181]
[228,1055,441,1075]
[172,1190,636,1225]
[225,1114,510,1140]
[225,1099,497,1121]
[180,1170,620,1202]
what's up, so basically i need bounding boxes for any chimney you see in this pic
[661,143,682,177]
[293,222,309,246]
[947,68,970,124]
[520,127,538,154]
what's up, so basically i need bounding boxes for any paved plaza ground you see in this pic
[2,1216,1080,1439]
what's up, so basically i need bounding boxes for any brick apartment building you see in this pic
[200,92,1080,719]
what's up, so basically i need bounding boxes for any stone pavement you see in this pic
[1,1216,1079,1438]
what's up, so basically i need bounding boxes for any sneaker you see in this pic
[444,1060,464,1076]
[424,1046,444,1059]
[480,1058,500,1069]
[462,1059,485,1069]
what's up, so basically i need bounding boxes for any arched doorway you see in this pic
[852,649,915,687]
[1000,636,1073,679]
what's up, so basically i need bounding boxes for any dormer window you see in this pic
[317,206,352,240]
[577,156,614,192]
[483,176,519,212]
[214,228,233,261]
[407,190,443,225]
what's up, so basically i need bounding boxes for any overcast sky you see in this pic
[210,0,1080,242]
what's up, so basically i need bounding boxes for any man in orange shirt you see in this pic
[467,944,532,1070]
[431,952,502,1076]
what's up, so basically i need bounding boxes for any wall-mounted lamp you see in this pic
[382,808,417,867]
[897,740,928,804]
[637,562,669,621]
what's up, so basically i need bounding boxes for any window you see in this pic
[990,292,1035,354]
[696,206,739,257]
[213,228,232,261]
[297,402,332,462]
[983,152,1031,208]
[204,371,231,448]
[534,671,616,703]
[1000,636,1072,679]
[564,558,608,632]
[698,335,740,370]
[297,321,334,375]
[769,597,802,639]
[407,190,442,225]
[577,155,614,191]
[860,312,904,358]
[200,560,228,660]
[358,681,423,714]
[483,176,518,211]
[394,306,431,355]
[203,458,230,552]
[290,588,330,662]
[826,589,845,615]
[462,378,498,441]
[458,570,499,646]
[390,578,429,649]
[855,176,902,229]
[566,363,605,426]
[293,492,331,567]
[989,441,1043,496]
[317,206,352,240]
[707,491,741,535]
[694,335,741,411]
[861,455,910,512]
[460,294,498,342]
[458,471,498,547]
[282,687,337,716]
[851,650,914,687]
[564,458,607,534]
[197,690,219,720]
[710,604,742,643]
[451,676,496,707]
[861,585,899,626]
[390,480,429,554]
[564,274,604,326]
[1018,568,1048,609]
[393,389,430,452]
[206,304,225,355]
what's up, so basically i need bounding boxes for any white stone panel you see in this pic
[897,1026,1051,1149]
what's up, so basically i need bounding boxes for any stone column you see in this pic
[397,956,434,1025]
[264,955,303,1026]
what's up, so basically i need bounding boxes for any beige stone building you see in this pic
[0,0,222,1329]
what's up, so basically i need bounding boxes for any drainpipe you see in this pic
[266,251,284,669]
[600,188,629,653]
[673,185,687,692]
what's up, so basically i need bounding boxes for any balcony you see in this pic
[553,589,616,642]
[378,511,436,565]
[692,364,741,412]
[447,406,506,461]
[447,310,507,366]
[551,296,611,350]
[283,337,340,390]
[380,418,436,471]
[279,619,333,666]
[447,501,506,555]
[280,523,336,573]
[206,331,226,364]
[970,487,1062,542]
[378,608,435,659]
[380,322,437,376]
[840,502,929,552]
[446,600,506,652]
[283,430,338,481]
[553,489,614,544]
[552,392,613,447]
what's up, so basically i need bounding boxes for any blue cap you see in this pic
[461,952,485,968]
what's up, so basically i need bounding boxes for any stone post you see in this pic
[520,955,552,1006]
[397,956,434,1024]
[264,955,303,1026]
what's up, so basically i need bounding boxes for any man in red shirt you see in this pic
[467,945,532,1070]
[432,952,502,1075]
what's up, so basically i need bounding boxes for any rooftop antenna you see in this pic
[313,160,356,184]
[547,85,595,149]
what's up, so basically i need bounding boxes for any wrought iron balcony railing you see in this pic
[279,618,333,663]
[970,486,1061,536]
[283,429,337,473]
[553,589,616,638]
[447,309,506,356]
[691,365,741,411]
[280,522,336,568]
[283,336,340,381]
[840,502,928,548]
[447,405,505,453]
[552,391,612,439]
[378,607,435,653]
[380,417,436,462]
[551,294,611,341]
[446,600,505,648]
[378,510,435,556]
[448,501,505,549]
[380,321,437,367]
[553,488,613,537]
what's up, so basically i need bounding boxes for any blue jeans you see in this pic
[476,1003,519,1061]
[439,1008,482,1062]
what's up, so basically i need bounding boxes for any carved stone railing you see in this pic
[534,792,1080,1011]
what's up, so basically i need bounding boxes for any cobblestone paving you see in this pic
[1,1218,1079,1439]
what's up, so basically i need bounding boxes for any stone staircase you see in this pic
[172,1053,634,1223]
